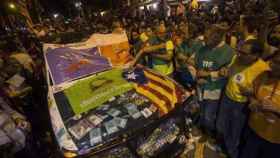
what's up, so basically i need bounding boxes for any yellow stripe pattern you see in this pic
[134,83,168,114]
[144,70,178,107]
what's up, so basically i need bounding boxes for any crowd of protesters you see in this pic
[0,0,280,158]
[127,1,280,158]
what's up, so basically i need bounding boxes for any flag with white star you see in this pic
[123,67,148,85]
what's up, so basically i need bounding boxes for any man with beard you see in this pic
[216,39,270,158]
[239,53,280,158]
[194,25,234,138]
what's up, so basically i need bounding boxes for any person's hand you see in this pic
[141,47,152,54]
[138,48,146,55]
[262,99,273,107]
[187,65,197,78]
[248,99,262,112]
[262,99,279,112]
[196,70,210,77]
[123,62,133,69]
[128,59,137,68]
[219,67,229,77]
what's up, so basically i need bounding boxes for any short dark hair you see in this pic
[175,30,185,38]
[244,39,264,57]
[131,27,139,34]
[243,16,258,34]
[112,20,121,29]
[206,25,226,41]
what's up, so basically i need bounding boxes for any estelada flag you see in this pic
[125,66,186,115]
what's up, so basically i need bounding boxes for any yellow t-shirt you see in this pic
[226,59,271,103]
[153,64,174,76]
[249,80,280,144]
[153,40,174,76]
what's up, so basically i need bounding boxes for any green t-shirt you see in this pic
[195,44,234,92]
[176,40,204,70]
[133,40,146,65]
[190,40,204,54]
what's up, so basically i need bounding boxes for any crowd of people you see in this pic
[0,0,280,158]
[126,1,280,158]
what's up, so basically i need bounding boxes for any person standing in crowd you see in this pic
[189,0,199,12]
[129,27,140,46]
[0,43,37,125]
[177,20,189,40]
[239,15,258,43]
[130,27,144,62]
[0,96,32,158]
[267,24,280,55]
[159,0,169,20]
[143,6,151,19]
[217,39,270,158]
[112,21,124,34]
[174,31,196,89]
[239,53,280,158]
[176,1,186,17]
[194,25,234,137]
[135,23,175,77]
[256,22,278,60]
[131,26,155,65]
[173,21,203,89]
[225,22,239,49]
[211,5,220,23]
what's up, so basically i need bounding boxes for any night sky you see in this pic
[39,0,112,11]
[38,0,115,15]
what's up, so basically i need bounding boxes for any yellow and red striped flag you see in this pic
[133,67,185,115]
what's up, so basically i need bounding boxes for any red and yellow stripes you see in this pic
[134,69,183,115]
